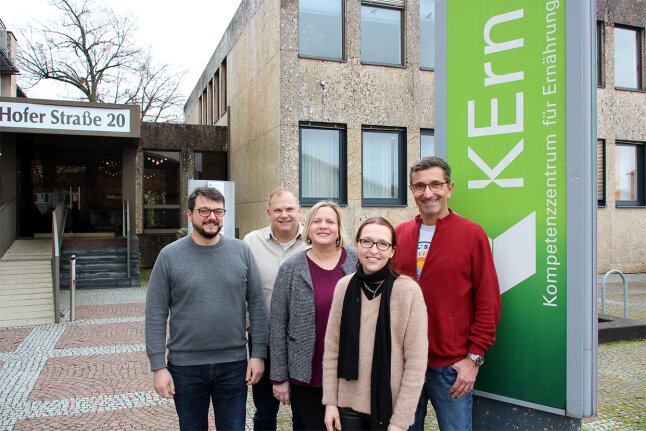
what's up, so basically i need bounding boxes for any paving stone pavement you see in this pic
[0,279,643,431]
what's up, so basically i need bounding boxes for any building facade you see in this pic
[596,0,646,272]
[187,0,645,273]
[0,19,228,272]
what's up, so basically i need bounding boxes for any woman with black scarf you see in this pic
[322,217,428,431]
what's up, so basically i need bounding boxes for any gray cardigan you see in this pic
[269,246,358,384]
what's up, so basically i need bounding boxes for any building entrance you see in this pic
[18,136,124,237]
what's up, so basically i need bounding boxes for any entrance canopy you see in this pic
[0,97,140,138]
[0,98,140,238]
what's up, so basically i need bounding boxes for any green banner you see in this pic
[446,0,567,409]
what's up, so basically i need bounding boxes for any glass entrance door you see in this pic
[24,154,122,236]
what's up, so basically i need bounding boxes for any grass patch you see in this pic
[140,268,152,286]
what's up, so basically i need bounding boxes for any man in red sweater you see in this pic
[393,156,500,431]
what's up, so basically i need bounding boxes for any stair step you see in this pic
[61,277,141,288]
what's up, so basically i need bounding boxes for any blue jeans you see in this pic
[168,360,247,431]
[411,366,473,431]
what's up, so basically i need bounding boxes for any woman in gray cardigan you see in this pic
[270,200,358,431]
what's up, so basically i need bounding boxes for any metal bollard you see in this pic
[70,255,76,322]
[602,269,628,318]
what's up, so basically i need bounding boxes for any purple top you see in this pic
[292,248,347,387]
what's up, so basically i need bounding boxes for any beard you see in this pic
[193,220,221,239]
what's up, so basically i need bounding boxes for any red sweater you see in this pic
[393,210,501,367]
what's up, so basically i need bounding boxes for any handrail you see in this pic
[0,197,16,212]
[126,199,131,278]
[601,269,628,319]
[51,197,67,324]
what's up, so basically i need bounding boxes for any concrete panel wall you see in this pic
[275,0,433,240]
[596,7,646,272]
[228,0,282,234]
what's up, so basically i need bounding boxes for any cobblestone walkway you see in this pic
[0,281,643,430]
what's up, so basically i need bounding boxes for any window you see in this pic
[198,95,203,125]
[144,151,181,231]
[420,0,435,69]
[201,89,208,125]
[194,151,228,180]
[213,70,220,120]
[299,0,343,60]
[361,1,404,66]
[597,139,606,206]
[614,26,642,90]
[615,142,644,207]
[207,79,214,124]
[597,21,604,87]
[421,129,435,157]
[220,58,227,115]
[362,128,406,206]
[299,123,347,205]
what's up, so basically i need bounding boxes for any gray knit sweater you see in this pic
[145,234,268,371]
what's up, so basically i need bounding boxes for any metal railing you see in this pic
[123,199,131,278]
[0,198,16,258]
[51,198,68,324]
[601,269,628,318]
[69,255,76,322]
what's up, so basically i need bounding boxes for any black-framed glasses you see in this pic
[358,238,392,251]
[410,182,448,194]
[195,207,226,217]
[270,207,298,215]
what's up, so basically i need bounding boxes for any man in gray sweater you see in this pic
[145,186,267,431]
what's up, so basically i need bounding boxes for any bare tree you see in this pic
[18,0,185,122]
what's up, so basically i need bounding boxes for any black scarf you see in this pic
[338,263,394,425]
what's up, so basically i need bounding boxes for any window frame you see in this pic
[597,139,606,207]
[298,122,348,207]
[298,0,346,62]
[360,2,405,67]
[143,150,182,233]
[614,141,645,208]
[361,126,407,207]
[613,24,644,91]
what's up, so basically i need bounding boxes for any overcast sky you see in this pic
[1,0,243,102]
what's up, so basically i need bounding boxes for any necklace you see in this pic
[362,280,385,300]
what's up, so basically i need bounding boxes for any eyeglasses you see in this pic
[195,207,226,217]
[358,238,392,251]
[410,182,448,194]
[270,207,298,215]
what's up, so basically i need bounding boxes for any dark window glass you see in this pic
[144,151,180,230]
[361,5,402,65]
[194,151,228,180]
[300,125,347,205]
[597,21,604,87]
[420,0,435,69]
[299,0,343,59]
[362,129,406,205]
[144,209,180,230]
